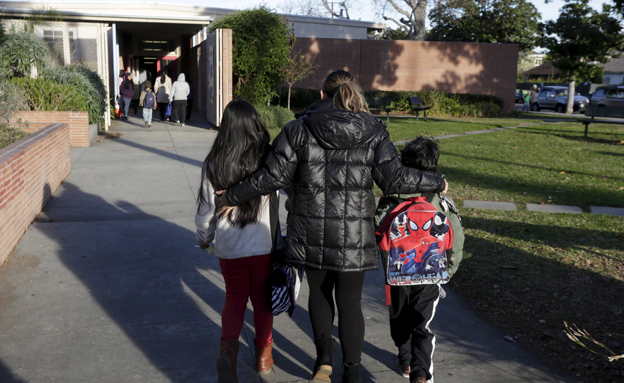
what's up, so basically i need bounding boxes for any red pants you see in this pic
[218,253,273,348]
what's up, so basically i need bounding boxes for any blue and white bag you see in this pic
[265,193,304,316]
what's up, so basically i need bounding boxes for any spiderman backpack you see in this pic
[376,196,454,286]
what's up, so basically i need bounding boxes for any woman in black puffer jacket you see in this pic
[221,70,447,383]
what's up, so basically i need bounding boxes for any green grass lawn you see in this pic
[384,116,543,142]
[436,121,624,209]
[452,209,624,383]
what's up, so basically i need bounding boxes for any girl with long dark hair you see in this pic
[195,99,275,383]
[218,70,448,383]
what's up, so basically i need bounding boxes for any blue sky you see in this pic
[51,0,611,23]
[176,0,611,23]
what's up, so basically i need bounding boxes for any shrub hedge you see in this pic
[255,104,295,130]
[42,65,107,124]
[0,125,28,150]
[277,88,504,118]
[10,77,88,113]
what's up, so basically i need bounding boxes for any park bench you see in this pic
[408,96,431,120]
[366,96,394,123]
[580,106,624,137]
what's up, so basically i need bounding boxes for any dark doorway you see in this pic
[140,56,157,91]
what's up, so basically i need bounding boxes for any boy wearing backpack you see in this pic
[139,80,157,128]
[374,136,465,383]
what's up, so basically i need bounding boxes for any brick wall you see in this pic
[8,111,91,147]
[0,124,71,266]
[294,38,518,111]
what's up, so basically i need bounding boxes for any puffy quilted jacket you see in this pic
[227,99,446,272]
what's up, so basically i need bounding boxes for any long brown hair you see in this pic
[197,99,270,227]
[322,70,369,113]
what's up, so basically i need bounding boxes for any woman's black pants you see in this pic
[305,268,366,365]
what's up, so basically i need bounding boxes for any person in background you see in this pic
[155,71,172,122]
[169,73,190,126]
[523,91,531,112]
[139,80,157,128]
[195,99,276,383]
[119,73,135,120]
[217,70,448,383]
[530,84,540,111]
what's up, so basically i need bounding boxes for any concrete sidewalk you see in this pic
[0,116,574,383]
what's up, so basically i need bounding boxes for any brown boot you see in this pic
[255,339,274,375]
[217,338,239,383]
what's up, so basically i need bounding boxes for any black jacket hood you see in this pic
[302,98,382,150]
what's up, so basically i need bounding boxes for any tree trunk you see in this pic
[287,84,292,110]
[567,81,575,114]
[412,0,427,41]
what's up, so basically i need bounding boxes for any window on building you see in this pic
[534,58,543,66]
[42,29,74,67]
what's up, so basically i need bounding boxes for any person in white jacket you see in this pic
[169,73,190,126]
[195,99,276,382]
[154,71,172,122]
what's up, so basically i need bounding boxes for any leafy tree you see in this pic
[541,0,624,113]
[209,7,294,104]
[373,0,428,40]
[281,50,318,110]
[427,0,541,51]
[379,26,410,40]
[0,30,50,77]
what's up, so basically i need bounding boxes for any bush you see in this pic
[0,125,28,150]
[42,65,107,124]
[363,90,504,117]
[0,30,49,78]
[0,80,28,123]
[271,88,505,118]
[10,77,88,113]
[255,104,295,129]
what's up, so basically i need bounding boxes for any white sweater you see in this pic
[195,176,273,260]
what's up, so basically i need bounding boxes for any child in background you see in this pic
[523,91,531,111]
[139,80,157,128]
[375,137,465,383]
[195,99,275,383]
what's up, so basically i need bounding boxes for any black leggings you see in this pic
[305,268,366,365]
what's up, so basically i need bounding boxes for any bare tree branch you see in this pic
[321,0,341,17]
[383,15,409,31]
[386,0,412,19]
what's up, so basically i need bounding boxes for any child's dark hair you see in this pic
[197,99,270,227]
[401,136,439,172]
[145,80,152,89]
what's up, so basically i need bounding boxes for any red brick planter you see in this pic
[0,123,71,265]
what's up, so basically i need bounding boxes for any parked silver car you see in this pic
[589,86,624,108]
[535,86,590,113]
